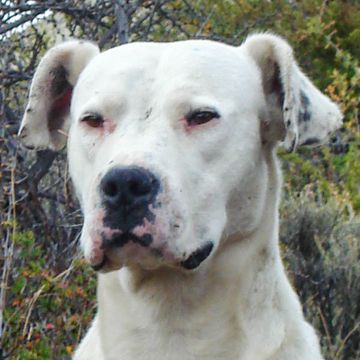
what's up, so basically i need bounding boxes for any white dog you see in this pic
[19,33,342,360]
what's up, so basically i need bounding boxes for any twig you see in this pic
[317,305,335,358]
[0,166,17,351]
[334,321,360,360]
[0,10,45,35]
[114,0,129,44]
[27,150,58,189]
[195,5,214,37]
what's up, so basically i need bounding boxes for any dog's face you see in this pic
[68,41,265,271]
[19,35,342,272]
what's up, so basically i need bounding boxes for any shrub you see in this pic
[280,190,360,359]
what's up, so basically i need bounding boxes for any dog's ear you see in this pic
[242,33,342,151]
[18,40,100,150]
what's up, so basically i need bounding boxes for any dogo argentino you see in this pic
[19,33,342,360]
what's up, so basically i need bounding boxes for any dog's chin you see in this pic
[93,243,174,273]
[87,233,214,273]
[91,254,163,273]
[94,257,173,273]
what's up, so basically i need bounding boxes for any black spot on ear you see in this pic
[287,137,297,153]
[300,90,310,106]
[24,144,35,150]
[301,137,320,146]
[298,90,312,123]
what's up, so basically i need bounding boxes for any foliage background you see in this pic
[1,1,359,359]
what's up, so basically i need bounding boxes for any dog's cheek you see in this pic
[225,160,269,236]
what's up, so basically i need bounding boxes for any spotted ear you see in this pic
[242,33,342,151]
[18,40,100,150]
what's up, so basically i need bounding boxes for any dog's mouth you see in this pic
[85,201,214,272]
[91,232,152,271]
[90,230,214,273]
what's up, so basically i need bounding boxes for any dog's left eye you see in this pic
[186,110,220,126]
[81,113,104,128]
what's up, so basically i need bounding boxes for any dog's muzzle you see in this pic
[89,165,162,271]
[88,165,213,272]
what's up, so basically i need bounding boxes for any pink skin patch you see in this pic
[180,117,195,134]
[88,226,122,267]
[132,216,176,261]
[103,119,116,134]
[132,218,156,238]
[88,232,103,265]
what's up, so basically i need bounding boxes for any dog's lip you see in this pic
[91,241,214,273]
[89,227,214,272]
[180,241,214,270]
[102,231,153,249]
[91,255,108,271]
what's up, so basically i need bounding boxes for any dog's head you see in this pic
[19,34,342,272]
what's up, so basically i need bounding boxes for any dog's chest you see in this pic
[100,315,240,360]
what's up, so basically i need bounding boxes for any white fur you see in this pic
[19,34,342,360]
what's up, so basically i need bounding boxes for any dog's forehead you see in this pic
[77,41,257,93]
[72,41,261,121]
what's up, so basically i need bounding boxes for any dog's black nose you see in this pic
[100,166,160,209]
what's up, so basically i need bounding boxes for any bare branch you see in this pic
[0,10,45,35]
[27,150,58,189]
[114,0,129,44]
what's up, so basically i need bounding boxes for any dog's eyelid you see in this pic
[80,111,102,120]
[188,107,220,118]
[80,112,104,128]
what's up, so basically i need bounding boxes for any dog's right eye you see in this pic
[81,113,104,128]
[185,109,220,127]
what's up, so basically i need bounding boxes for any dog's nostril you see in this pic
[103,180,118,198]
[128,179,150,197]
